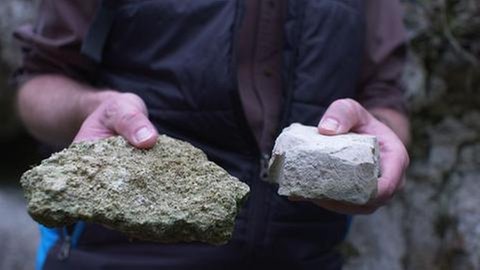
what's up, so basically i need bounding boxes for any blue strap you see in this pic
[35,222,86,270]
[35,226,60,270]
[71,222,86,248]
[342,215,353,241]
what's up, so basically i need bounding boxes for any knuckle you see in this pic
[332,98,366,122]
[337,98,359,109]
[332,98,372,126]
[113,110,146,134]
[120,92,140,103]
[104,99,120,120]
[119,111,144,125]
[333,99,356,111]
[119,93,148,114]
[342,98,358,106]
[102,94,149,130]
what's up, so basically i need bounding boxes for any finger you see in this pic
[374,140,409,204]
[318,98,371,135]
[362,117,409,205]
[74,123,111,143]
[74,109,115,143]
[102,97,158,149]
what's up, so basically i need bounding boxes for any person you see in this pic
[14,0,410,269]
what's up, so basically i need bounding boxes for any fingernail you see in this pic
[135,127,153,143]
[320,118,339,132]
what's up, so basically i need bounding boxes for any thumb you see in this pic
[104,95,158,149]
[74,93,158,149]
[318,98,370,135]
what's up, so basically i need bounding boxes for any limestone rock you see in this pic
[20,135,250,245]
[267,123,379,205]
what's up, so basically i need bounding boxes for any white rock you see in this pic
[267,123,380,205]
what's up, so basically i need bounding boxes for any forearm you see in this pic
[16,74,116,147]
[368,107,410,146]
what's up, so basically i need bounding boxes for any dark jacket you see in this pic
[15,1,408,269]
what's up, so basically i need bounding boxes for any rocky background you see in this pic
[0,1,39,270]
[0,0,478,269]
[345,1,480,270]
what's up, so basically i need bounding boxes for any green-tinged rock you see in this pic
[20,136,249,245]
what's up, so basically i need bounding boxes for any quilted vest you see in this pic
[42,1,365,269]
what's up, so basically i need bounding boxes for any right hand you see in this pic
[74,92,158,148]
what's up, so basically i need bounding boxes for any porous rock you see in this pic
[20,135,250,245]
[267,123,379,205]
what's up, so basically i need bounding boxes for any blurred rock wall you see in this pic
[0,0,36,141]
[0,1,38,270]
[345,1,480,270]
[0,0,479,270]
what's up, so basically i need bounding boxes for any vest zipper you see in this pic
[57,226,73,261]
[259,153,270,180]
[277,0,304,134]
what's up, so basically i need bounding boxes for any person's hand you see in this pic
[290,98,409,214]
[74,92,158,148]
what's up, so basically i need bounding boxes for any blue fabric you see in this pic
[35,225,60,270]
[343,215,354,241]
[36,222,85,270]
[71,222,86,248]
[346,215,353,228]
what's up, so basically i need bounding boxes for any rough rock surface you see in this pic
[268,123,379,205]
[344,1,480,269]
[20,135,250,245]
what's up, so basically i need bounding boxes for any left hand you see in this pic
[289,98,409,214]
